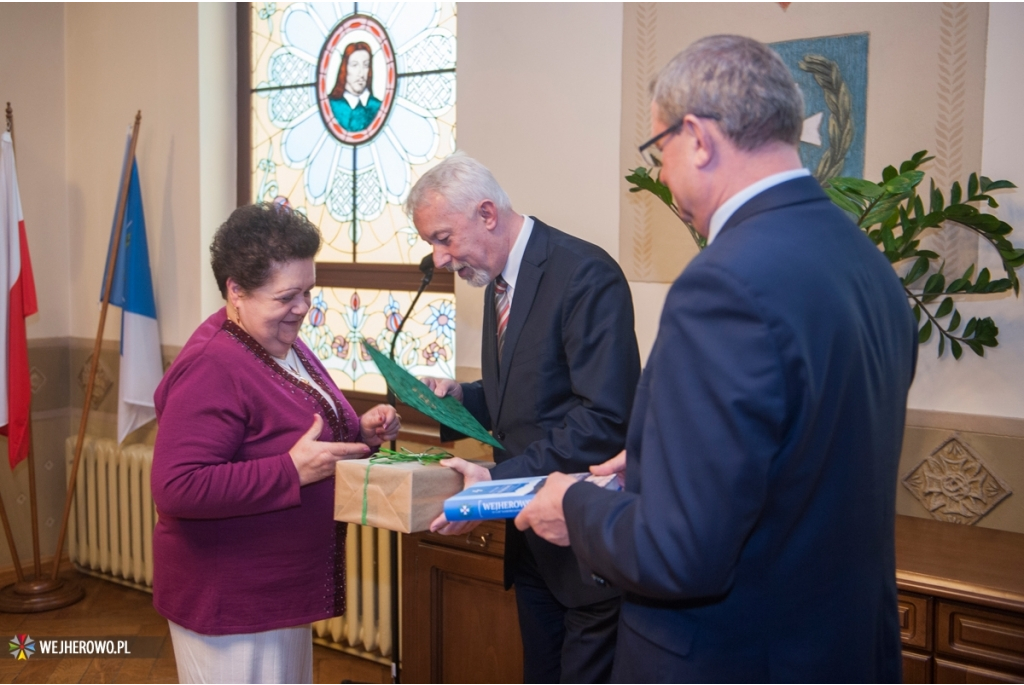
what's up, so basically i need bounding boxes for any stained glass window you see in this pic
[245,3,457,394]
[301,287,455,395]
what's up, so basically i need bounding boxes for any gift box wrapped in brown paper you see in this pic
[335,458,488,533]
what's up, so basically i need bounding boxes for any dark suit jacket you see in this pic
[563,177,918,681]
[444,218,641,608]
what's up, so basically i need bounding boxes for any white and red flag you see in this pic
[0,131,39,468]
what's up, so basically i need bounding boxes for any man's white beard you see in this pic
[448,262,492,288]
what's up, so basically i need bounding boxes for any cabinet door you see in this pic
[934,657,1023,684]
[903,648,933,683]
[402,533,523,684]
[935,601,1024,677]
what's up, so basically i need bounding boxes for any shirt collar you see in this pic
[500,215,534,291]
[342,89,371,108]
[706,168,811,245]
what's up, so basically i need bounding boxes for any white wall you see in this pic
[455,3,624,375]
[65,3,203,348]
[0,3,69,340]
[198,2,238,320]
[906,3,1024,419]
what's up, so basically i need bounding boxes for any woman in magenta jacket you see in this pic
[151,203,399,683]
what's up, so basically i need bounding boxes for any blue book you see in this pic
[444,473,622,521]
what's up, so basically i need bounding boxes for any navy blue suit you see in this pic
[443,218,641,682]
[563,177,917,682]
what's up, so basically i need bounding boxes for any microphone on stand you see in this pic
[387,253,437,442]
[390,254,435,362]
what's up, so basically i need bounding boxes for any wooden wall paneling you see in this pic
[402,521,523,684]
[935,601,1024,676]
[902,648,934,684]
[934,657,1023,684]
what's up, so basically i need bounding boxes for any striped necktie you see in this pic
[494,275,511,361]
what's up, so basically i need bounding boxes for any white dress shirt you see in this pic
[706,168,811,245]
[499,215,535,306]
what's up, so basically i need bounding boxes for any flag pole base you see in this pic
[0,576,84,613]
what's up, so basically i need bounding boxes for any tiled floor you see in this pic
[0,572,391,684]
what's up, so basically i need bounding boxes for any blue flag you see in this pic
[102,143,162,443]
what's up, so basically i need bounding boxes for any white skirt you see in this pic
[168,621,313,684]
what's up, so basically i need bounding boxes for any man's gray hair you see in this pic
[652,35,804,151]
[405,153,512,217]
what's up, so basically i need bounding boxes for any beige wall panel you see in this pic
[898,421,1024,535]
[620,2,989,283]
[908,2,1024,419]
[198,2,238,320]
[0,3,70,340]
[455,3,624,375]
[66,3,203,347]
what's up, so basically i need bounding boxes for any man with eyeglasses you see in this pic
[516,35,917,682]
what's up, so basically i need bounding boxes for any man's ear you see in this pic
[686,115,716,170]
[478,199,499,231]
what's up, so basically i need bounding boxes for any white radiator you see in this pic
[64,436,395,664]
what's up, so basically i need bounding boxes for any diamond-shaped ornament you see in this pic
[902,436,1012,525]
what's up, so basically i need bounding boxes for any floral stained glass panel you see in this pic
[301,287,456,395]
[250,2,457,265]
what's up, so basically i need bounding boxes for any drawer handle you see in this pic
[466,532,492,549]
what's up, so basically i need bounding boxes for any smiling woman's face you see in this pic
[228,259,316,358]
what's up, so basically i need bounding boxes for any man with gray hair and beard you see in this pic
[516,35,917,682]
[410,154,641,682]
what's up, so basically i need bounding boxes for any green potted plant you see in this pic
[626,151,1022,358]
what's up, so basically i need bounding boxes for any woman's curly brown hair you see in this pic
[210,202,321,298]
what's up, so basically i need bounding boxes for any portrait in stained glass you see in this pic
[249,2,457,393]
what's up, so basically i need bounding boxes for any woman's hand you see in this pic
[290,414,372,486]
[359,404,401,446]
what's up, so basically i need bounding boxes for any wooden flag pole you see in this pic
[50,111,142,587]
[0,105,83,611]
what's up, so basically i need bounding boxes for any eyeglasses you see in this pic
[637,113,722,168]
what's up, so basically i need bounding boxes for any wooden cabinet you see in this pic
[401,520,523,683]
[896,516,1024,684]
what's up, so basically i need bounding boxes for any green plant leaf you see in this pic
[936,297,953,318]
[824,187,864,216]
[981,178,1016,192]
[918,320,932,343]
[862,196,907,228]
[949,310,961,331]
[882,165,898,183]
[938,334,945,357]
[625,167,676,208]
[884,171,924,195]
[930,180,943,215]
[951,339,963,359]
[950,181,962,206]
[968,172,979,200]
[912,304,921,323]
[830,176,885,199]
[924,273,945,295]
[975,268,991,291]
[964,317,977,337]
[904,256,930,287]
